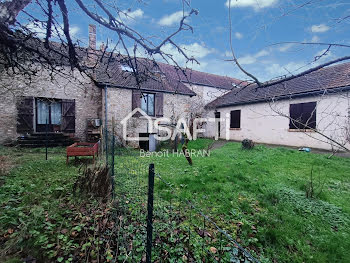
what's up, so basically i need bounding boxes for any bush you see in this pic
[242,139,255,150]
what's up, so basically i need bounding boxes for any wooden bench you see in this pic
[66,142,98,164]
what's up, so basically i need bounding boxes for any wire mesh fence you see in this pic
[100,129,259,262]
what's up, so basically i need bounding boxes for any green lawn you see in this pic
[120,139,350,262]
[1,141,350,262]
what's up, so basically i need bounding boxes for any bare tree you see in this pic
[224,0,350,153]
[0,0,199,90]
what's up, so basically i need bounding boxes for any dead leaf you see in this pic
[210,247,217,254]
[61,229,68,234]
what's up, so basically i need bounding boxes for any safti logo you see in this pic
[120,109,231,141]
[120,108,153,141]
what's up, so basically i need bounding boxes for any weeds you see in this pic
[304,166,326,199]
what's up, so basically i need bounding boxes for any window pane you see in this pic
[37,100,49,124]
[141,94,148,113]
[302,102,317,129]
[148,94,155,116]
[230,110,241,128]
[289,102,316,129]
[289,104,302,129]
[51,102,62,125]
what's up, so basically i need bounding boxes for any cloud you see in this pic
[162,42,213,59]
[155,42,214,70]
[311,35,321,43]
[225,0,278,10]
[119,8,144,23]
[263,50,334,81]
[278,43,294,52]
[236,49,269,65]
[158,11,188,26]
[265,62,306,78]
[27,22,80,39]
[235,32,243,39]
[310,24,330,33]
[314,48,333,63]
[255,50,269,57]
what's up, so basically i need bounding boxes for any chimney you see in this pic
[88,24,96,50]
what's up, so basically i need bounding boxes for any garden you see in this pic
[0,139,350,262]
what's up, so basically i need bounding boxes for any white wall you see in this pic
[216,93,350,151]
[183,83,230,138]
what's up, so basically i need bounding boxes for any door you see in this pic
[215,112,221,138]
[36,98,62,132]
[17,97,34,134]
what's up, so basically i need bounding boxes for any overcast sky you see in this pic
[25,0,350,82]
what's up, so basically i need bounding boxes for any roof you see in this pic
[95,56,246,96]
[95,58,196,96]
[6,38,244,96]
[207,62,350,109]
[8,38,245,96]
[158,63,245,90]
[96,56,246,96]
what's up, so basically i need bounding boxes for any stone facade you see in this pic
[103,87,194,147]
[0,67,102,144]
[0,66,227,146]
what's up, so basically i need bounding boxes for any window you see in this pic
[121,64,133,72]
[289,101,316,129]
[37,99,49,124]
[36,99,62,125]
[230,110,241,129]
[51,101,62,125]
[141,93,155,116]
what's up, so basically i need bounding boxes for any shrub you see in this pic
[242,139,255,150]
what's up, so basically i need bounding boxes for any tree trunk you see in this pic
[0,0,32,25]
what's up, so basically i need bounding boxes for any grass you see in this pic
[1,140,350,262]
[0,147,105,262]
[119,140,350,262]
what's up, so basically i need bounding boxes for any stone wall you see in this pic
[103,87,193,147]
[0,67,102,144]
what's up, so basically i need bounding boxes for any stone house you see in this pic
[207,62,350,151]
[0,25,242,147]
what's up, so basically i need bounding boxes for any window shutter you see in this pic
[62,99,75,133]
[155,92,164,117]
[302,102,316,129]
[230,110,241,128]
[290,104,302,129]
[132,90,142,117]
[17,96,34,133]
[290,102,316,129]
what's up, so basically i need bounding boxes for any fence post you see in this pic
[146,163,155,263]
[45,118,48,160]
[111,117,115,199]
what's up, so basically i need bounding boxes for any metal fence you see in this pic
[101,129,259,262]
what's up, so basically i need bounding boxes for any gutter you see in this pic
[182,81,232,90]
[104,85,108,163]
[215,85,350,109]
[97,82,196,97]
